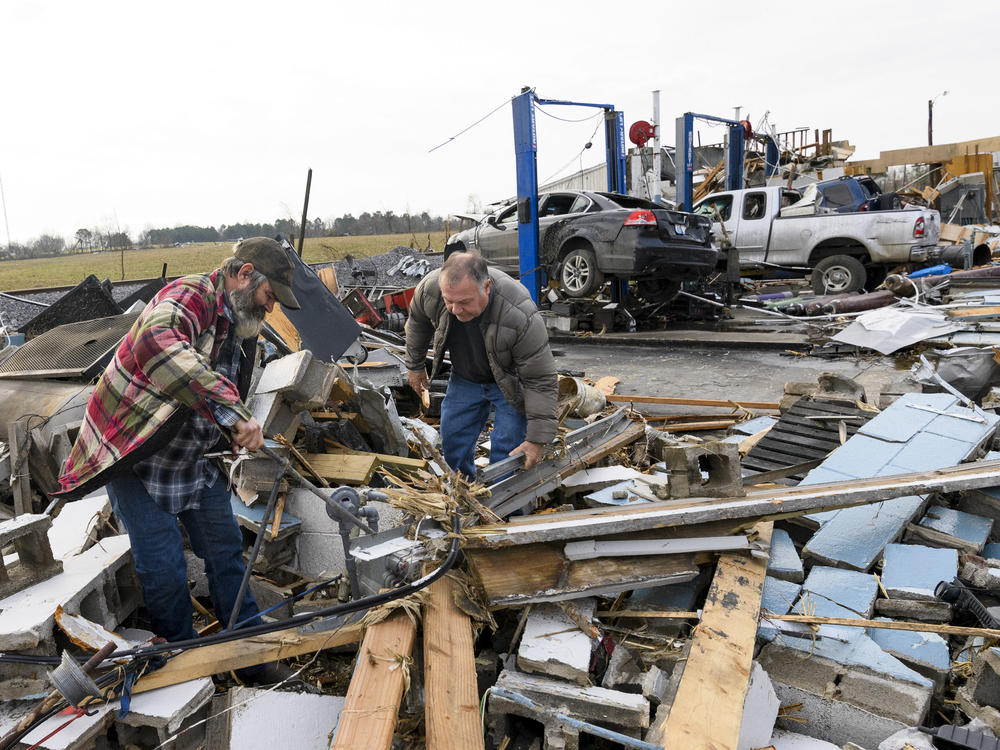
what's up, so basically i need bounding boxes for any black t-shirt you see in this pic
[446,308,494,384]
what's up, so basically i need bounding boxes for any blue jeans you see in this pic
[107,469,261,642]
[440,374,527,478]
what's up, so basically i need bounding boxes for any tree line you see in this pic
[0,210,450,261]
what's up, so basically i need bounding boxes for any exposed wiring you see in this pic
[540,117,604,185]
[428,97,511,154]
[534,105,603,124]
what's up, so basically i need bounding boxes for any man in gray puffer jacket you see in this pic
[405,252,558,477]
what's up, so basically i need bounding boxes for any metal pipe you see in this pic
[227,462,286,630]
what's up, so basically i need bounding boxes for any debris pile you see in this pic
[8,252,1000,749]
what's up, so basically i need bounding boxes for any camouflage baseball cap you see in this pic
[233,237,301,309]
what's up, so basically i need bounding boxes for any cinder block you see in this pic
[838,667,931,726]
[0,535,135,651]
[247,391,302,440]
[211,687,346,749]
[868,619,951,694]
[0,514,62,598]
[965,646,1000,710]
[114,678,215,750]
[661,441,745,498]
[874,597,952,622]
[601,643,643,692]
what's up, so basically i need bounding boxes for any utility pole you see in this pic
[297,168,312,257]
[928,90,948,147]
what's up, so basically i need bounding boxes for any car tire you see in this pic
[876,192,902,211]
[811,255,866,295]
[443,242,465,259]
[636,278,681,303]
[559,247,603,297]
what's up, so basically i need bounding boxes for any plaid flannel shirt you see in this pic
[132,299,244,513]
[58,271,253,499]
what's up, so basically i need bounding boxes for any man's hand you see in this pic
[231,418,265,452]
[509,441,545,469]
[407,370,429,395]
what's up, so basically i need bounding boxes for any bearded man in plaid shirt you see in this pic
[58,237,299,684]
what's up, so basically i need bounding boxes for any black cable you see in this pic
[428,99,511,154]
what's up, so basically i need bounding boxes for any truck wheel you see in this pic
[811,255,866,295]
[559,247,604,297]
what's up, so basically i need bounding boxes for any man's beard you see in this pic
[230,285,267,338]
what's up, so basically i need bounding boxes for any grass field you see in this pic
[0,232,449,291]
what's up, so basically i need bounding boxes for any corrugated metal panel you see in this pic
[540,163,608,193]
[0,314,137,380]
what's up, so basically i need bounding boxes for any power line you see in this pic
[428,97,511,154]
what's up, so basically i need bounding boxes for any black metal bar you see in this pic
[297,168,312,258]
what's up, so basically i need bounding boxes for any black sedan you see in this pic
[444,191,718,300]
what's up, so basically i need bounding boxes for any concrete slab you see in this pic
[794,566,878,641]
[225,687,346,749]
[767,528,804,583]
[48,492,111,560]
[761,576,802,617]
[803,495,926,572]
[857,393,957,443]
[0,535,134,651]
[881,543,958,600]
[918,505,993,550]
[737,661,779,750]
[518,601,595,684]
[868,618,951,693]
[17,703,115,749]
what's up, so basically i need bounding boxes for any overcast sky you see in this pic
[1,0,995,245]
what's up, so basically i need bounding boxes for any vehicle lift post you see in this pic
[674,112,781,211]
[511,88,627,305]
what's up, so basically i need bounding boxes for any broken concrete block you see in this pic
[956,684,1000,737]
[354,384,408,456]
[114,678,215,750]
[601,643,643,692]
[737,661,779,750]
[15,702,115,749]
[48,491,111,560]
[255,349,340,409]
[661,441,745,498]
[816,372,866,403]
[964,646,1000,710]
[877,727,937,750]
[767,528,804,583]
[487,669,648,750]
[880,543,958,600]
[759,640,932,749]
[208,686,346,749]
[0,514,63,597]
[905,505,993,554]
[641,665,669,706]
[761,576,802,617]
[518,601,595,685]
[0,535,135,651]
[868,618,951,694]
[247,391,302,440]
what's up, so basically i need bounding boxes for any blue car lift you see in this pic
[512,88,626,304]
[675,112,781,211]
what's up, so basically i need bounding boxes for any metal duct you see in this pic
[0,314,137,380]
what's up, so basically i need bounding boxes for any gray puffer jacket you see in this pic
[404,268,558,444]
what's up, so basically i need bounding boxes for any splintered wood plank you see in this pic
[660,522,772,750]
[317,266,339,296]
[300,452,378,485]
[133,617,364,693]
[264,306,301,351]
[325,448,427,473]
[465,542,698,608]
[423,575,485,750]
[332,610,417,750]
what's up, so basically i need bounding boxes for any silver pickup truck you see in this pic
[694,184,940,294]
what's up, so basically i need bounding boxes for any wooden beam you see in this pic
[301,452,378,485]
[423,575,485,750]
[658,420,736,432]
[7,421,32,515]
[332,610,418,750]
[764,614,1000,639]
[465,542,697,608]
[606,394,780,410]
[133,617,364,694]
[465,458,1000,549]
[660,523,772,750]
[325,448,427,473]
[845,135,1000,173]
